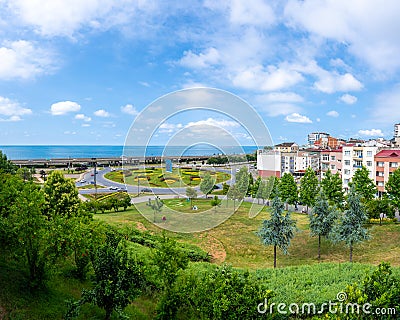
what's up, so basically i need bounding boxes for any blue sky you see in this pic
[1,0,400,146]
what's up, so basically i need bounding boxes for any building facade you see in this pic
[374,150,400,196]
[320,148,342,179]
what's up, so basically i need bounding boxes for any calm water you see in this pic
[0,145,258,160]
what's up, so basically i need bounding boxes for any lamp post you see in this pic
[92,157,97,199]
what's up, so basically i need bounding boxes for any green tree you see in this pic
[386,168,400,210]
[200,172,215,198]
[43,170,81,218]
[309,191,337,261]
[185,187,197,207]
[330,185,370,262]
[153,235,189,319]
[257,196,296,268]
[350,166,377,202]
[0,173,24,218]
[344,262,400,319]
[227,184,243,211]
[67,231,144,320]
[147,196,164,223]
[235,167,250,196]
[321,169,344,207]
[0,150,16,174]
[299,167,319,212]
[268,176,280,200]
[365,196,395,220]
[279,172,298,210]
[221,182,229,195]
[8,182,50,287]
[210,195,221,212]
[119,194,131,211]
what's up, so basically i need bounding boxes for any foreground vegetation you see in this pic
[1,151,399,319]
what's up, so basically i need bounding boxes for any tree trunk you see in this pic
[104,308,112,320]
[318,235,321,262]
[349,243,353,263]
[273,245,277,268]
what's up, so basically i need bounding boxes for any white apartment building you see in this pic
[341,145,378,190]
[308,132,329,146]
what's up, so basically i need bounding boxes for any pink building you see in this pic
[320,148,342,179]
[375,149,400,195]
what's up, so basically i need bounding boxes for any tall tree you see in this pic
[185,187,197,207]
[267,176,280,200]
[385,168,400,210]
[309,191,337,261]
[299,167,319,212]
[321,169,344,207]
[210,195,221,212]
[330,186,370,262]
[147,196,164,223]
[200,172,215,198]
[43,170,81,218]
[279,173,298,210]
[9,182,50,287]
[227,184,243,212]
[235,167,250,196]
[0,150,16,174]
[67,231,144,320]
[350,166,377,202]
[256,196,296,268]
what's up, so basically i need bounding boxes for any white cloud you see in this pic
[0,96,32,121]
[121,104,139,116]
[327,110,339,117]
[0,40,55,80]
[50,101,81,115]
[371,85,400,123]
[261,92,304,103]
[259,103,301,117]
[94,109,110,117]
[231,64,304,91]
[82,123,91,127]
[284,0,400,72]
[340,94,357,104]
[285,113,312,123]
[186,118,239,129]
[75,113,91,122]
[358,129,384,137]
[179,47,220,69]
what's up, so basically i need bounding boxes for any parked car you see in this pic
[141,188,152,193]
[109,186,118,190]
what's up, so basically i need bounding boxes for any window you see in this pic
[322,155,329,161]
[367,151,372,157]
[377,161,384,167]
[354,160,362,167]
[366,161,372,166]
[344,179,349,185]
[377,181,384,187]
[389,162,398,168]
[376,171,384,177]
[344,169,351,175]
[331,164,336,170]
[344,150,351,156]
[331,156,336,161]
[344,160,351,166]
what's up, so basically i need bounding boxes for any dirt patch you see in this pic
[197,233,226,263]
[136,222,147,231]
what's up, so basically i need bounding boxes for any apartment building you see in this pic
[375,149,400,196]
[274,142,299,153]
[341,145,378,190]
[296,150,320,175]
[314,136,345,149]
[320,148,342,178]
[257,149,281,178]
[308,132,329,146]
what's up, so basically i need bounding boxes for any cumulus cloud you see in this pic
[284,0,400,72]
[0,40,55,80]
[186,118,239,129]
[94,109,110,117]
[340,93,357,104]
[260,92,304,103]
[327,110,339,117]
[75,113,91,122]
[0,96,32,121]
[259,103,301,117]
[179,47,220,69]
[285,113,312,123]
[121,104,139,116]
[358,129,384,137]
[50,101,81,115]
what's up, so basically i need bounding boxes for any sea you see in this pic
[0,145,259,160]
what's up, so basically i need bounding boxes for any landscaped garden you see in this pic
[104,167,231,188]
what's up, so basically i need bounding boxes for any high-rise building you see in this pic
[308,132,329,146]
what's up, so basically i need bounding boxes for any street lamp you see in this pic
[92,157,97,199]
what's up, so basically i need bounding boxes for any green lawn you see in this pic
[104,168,230,188]
[95,200,400,269]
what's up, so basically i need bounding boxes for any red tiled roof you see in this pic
[375,150,400,158]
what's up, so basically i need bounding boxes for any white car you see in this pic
[79,179,86,183]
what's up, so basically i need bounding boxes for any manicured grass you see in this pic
[77,184,106,189]
[104,168,231,188]
[95,200,400,269]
